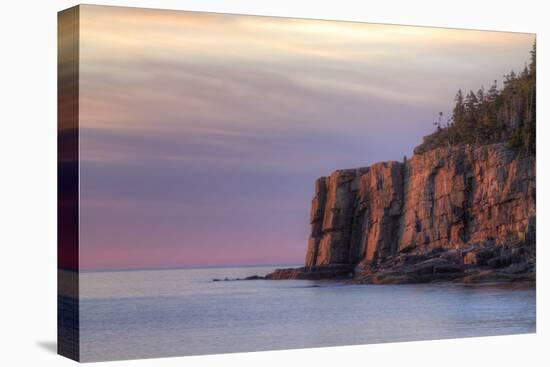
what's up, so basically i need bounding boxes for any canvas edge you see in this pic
[57,4,81,362]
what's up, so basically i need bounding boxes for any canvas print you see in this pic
[58,5,536,362]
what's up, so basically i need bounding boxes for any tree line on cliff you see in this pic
[414,42,536,155]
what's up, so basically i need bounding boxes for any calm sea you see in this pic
[63,266,535,362]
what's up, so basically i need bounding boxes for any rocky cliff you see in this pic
[269,143,535,284]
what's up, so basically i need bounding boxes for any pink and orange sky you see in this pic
[76,5,535,270]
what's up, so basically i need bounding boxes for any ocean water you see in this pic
[68,266,535,361]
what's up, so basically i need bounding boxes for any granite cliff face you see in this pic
[270,143,535,284]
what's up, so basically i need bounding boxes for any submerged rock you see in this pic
[213,275,267,282]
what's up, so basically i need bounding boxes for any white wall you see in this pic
[1,1,548,366]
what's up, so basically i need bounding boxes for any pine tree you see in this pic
[414,41,535,155]
[529,40,536,76]
[487,80,499,103]
[452,89,465,124]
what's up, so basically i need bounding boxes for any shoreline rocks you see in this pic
[263,241,535,285]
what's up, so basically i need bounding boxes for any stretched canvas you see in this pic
[58,4,536,362]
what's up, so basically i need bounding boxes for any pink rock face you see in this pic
[304,144,535,268]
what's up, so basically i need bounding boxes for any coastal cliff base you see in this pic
[268,239,534,284]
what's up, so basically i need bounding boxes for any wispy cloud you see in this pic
[77,5,535,268]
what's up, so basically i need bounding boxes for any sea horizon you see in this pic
[60,262,303,274]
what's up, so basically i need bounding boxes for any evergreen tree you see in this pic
[414,41,536,155]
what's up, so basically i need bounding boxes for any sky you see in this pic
[76,5,535,270]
